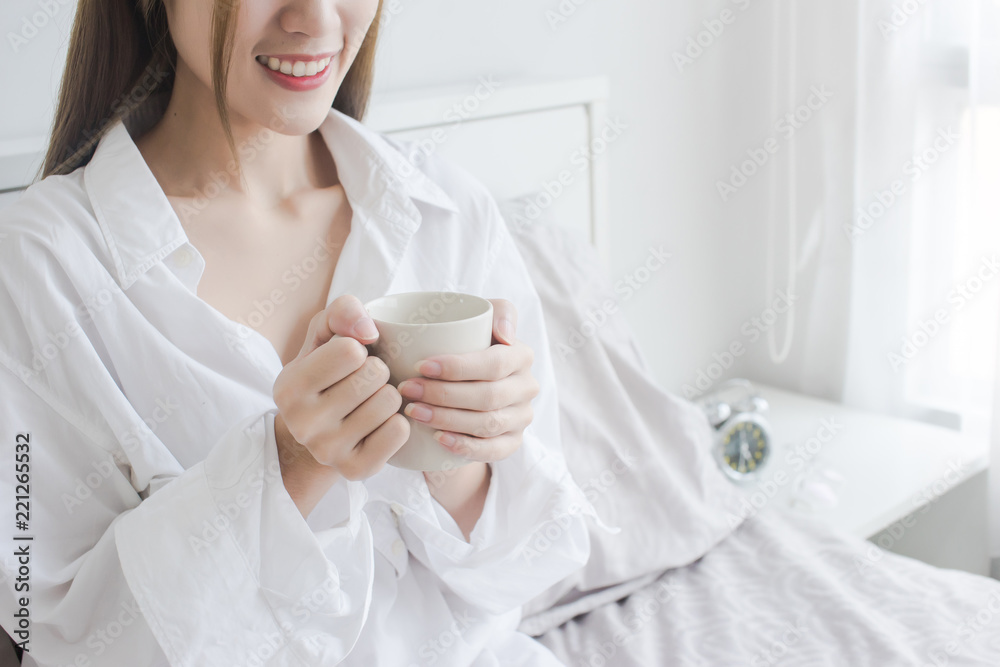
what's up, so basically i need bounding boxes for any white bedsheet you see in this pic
[533,509,1000,666]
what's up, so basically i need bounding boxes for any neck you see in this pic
[134,63,338,208]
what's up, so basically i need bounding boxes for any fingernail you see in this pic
[353,317,378,340]
[435,431,456,447]
[498,318,514,342]
[397,380,423,400]
[404,403,433,422]
[416,360,442,377]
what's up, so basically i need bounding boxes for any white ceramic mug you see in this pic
[363,291,494,471]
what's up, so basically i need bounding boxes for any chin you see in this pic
[248,102,330,135]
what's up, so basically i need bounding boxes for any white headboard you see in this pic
[366,76,611,269]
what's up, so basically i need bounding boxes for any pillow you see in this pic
[495,194,749,631]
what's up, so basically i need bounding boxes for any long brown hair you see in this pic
[39,0,383,182]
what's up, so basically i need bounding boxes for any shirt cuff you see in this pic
[114,408,374,666]
[366,434,609,615]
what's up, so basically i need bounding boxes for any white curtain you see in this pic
[839,0,1000,560]
[750,0,1000,562]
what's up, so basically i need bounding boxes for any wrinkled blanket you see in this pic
[533,509,1000,666]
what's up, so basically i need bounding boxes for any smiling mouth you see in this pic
[255,54,334,78]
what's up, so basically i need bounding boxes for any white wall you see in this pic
[374,1,869,402]
[0,0,76,182]
[375,0,790,397]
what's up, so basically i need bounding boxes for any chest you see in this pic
[171,186,352,367]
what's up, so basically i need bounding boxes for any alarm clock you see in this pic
[696,379,772,481]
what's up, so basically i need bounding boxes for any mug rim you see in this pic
[364,291,492,327]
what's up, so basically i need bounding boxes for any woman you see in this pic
[0,0,602,664]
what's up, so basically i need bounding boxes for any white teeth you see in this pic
[256,54,333,77]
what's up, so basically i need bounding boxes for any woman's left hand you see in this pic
[396,298,540,463]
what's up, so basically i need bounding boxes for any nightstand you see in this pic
[727,383,991,576]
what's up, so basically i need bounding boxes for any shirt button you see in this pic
[392,539,406,557]
[173,246,193,268]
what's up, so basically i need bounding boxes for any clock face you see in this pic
[718,417,770,479]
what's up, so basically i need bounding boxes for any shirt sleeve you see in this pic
[363,188,615,616]
[0,361,374,667]
[0,229,373,666]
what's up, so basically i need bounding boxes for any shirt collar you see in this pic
[83,104,460,291]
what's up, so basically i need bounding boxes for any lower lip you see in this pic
[258,56,335,92]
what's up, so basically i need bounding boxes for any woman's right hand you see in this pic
[272,294,410,517]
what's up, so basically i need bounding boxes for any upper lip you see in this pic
[257,50,340,62]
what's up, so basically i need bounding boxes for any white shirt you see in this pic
[0,103,603,666]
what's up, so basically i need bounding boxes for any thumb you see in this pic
[298,294,379,357]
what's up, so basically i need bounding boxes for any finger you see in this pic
[273,336,365,419]
[397,374,538,411]
[415,341,532,382]
[431,430,523,463]
[299,294,378,358]
[298,308,337,358]
[327,294,380,342]
[489,298,517,345]
[282,335,370,398]
[305,382,402,467]
[339,413,410,481]
[403,401,532,440]
[317,355,391,416]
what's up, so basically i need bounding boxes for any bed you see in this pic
[367,77,1000,666]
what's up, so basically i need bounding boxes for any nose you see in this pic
[278,0,343,38]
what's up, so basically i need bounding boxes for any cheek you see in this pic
[344,0,382,52]
[167,1,216,82]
